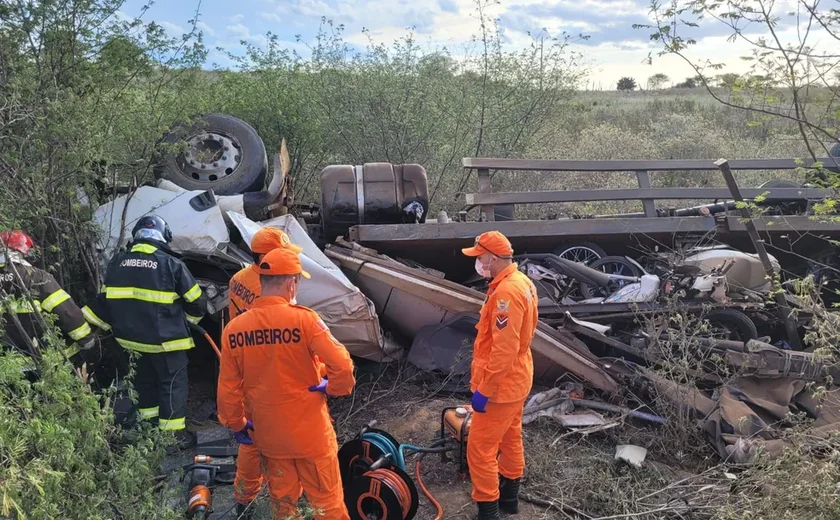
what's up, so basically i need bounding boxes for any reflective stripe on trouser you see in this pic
[134,351,188,432]
[263,453,349,520]
[234,443,268,505]
[467,399,527,503]
[139,406,160,420]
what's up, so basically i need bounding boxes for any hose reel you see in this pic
[339,425,420,520]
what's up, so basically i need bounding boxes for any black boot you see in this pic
[165,430,196,455]
[499,476,521,514]
[476,500,501,520]
[236,502,256,519]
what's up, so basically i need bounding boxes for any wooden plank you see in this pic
[636,171,657,217]
[476,167,494,222]
[465,188,829,206]
[725,216,840,232]
[349,217,718,243]
[461,157,839,172]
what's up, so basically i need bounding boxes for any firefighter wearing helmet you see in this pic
[0,229,95,362]
[82,215,206,450]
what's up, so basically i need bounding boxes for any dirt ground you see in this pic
[173,367,706,520]
[172,367,562,519]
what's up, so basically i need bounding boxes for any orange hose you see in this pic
[203,332,222,360]
[366,469,412,518]
[415,460,443,520]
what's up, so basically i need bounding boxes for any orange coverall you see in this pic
[467,263,538,503]
[226,264,328,507]
[218,295,355,519]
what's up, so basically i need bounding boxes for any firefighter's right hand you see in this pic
[308,378,328,394]
[233,420,254,445]
[78,337,96,351]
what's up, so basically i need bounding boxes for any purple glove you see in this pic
[309,378,328,394]
[471,390,489,413]
[233,420,254,445]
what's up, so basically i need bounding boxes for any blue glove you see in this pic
[233,420,254,445]
[471,390,489,413]
[309,378,328,394]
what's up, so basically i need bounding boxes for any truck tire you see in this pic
[154,113,268,196]
[704,308,758,342]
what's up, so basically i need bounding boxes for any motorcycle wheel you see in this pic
[580,256,644,300]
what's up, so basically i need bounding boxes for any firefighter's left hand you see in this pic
[471,390,489,413]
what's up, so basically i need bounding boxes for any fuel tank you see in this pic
[320,163,429,239]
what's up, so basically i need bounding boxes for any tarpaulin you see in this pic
[228,213,387,361]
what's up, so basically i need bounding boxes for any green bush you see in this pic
[0,350,177,519]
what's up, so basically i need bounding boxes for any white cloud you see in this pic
[197,21,215,36]
[262,12,283,23]
[232,14,245,23]
[226,23,268,47]
[159,21,186,37]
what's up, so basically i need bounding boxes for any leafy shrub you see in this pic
[0,350,177,519]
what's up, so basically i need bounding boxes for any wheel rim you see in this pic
[559,246,602,265]
[175,131,242,183]
[593,260,636,297]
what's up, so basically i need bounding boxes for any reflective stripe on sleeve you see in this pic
[186,313,202,324]
[182,283,202,303]
[68,322,92,341]
[41,289,71,312]
[82,306,111,331]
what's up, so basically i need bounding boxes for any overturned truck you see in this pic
[91,114,840,461]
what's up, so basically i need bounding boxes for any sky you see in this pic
[120,0,835,89]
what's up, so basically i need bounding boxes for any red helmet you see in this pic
[0,230,35,256]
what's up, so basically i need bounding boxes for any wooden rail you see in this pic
[462,157,839,222]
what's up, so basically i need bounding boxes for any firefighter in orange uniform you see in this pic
[461,231,538,520]
[228,227,300,319]
[218,246,355,520]
[226,227,325,515]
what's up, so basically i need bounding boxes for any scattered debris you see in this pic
[615,444,648,468]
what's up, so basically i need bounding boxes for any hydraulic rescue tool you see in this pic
[183,456,237,518]
[338,408,475,520]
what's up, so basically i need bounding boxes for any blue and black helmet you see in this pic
[132,214,173,243]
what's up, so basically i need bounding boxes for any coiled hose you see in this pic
[360,433,450,520]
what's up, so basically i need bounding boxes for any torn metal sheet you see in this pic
[228,213,388,361]
[324,244,620,394]
[91,186,230,266]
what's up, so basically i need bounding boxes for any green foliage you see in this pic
[0,0,207,295]
[0,350,176,519]
[647,73,670,89]
[617,76,637,91]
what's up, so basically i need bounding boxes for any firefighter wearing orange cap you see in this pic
[226,227,304,514]
[228,227,302,319]
[218,246,355,520]
[461,231,538,520]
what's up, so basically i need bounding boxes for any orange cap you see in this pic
[461,231,514,258]
[256,247,311,279]
[250,228,302,255]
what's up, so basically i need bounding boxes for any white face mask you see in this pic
[475,258,492,278]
